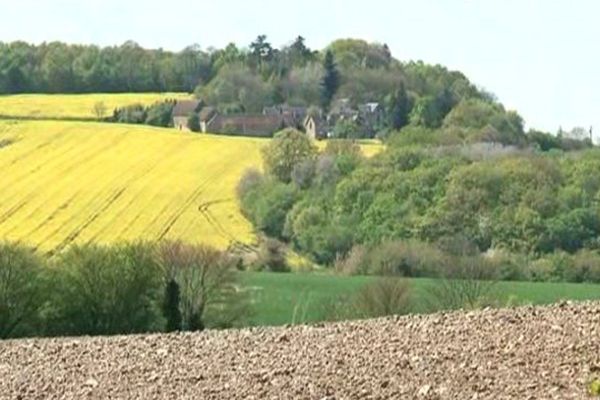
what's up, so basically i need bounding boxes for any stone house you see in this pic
[303,115,326,140]
[172,100,202,130]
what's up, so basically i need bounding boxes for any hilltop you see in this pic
[1,302,599,399]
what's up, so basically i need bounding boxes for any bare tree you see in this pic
[93,101,107,120]
[157,241,248,331]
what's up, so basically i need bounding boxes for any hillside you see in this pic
[1,302,598,399]
[0,93,191,120]
[0,120,380,252]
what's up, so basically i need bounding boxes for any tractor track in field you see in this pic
[2,134,131,238]
[0,132,129,227]
[47,141,186,254]
[197,199,256,252]
[154,154,235,242]
[93,140,195,243]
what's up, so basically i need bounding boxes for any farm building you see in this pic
[203,114,291,137]
[172,100,202,130]
[303,115,326,139]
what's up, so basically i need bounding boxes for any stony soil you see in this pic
[1,302,600,399]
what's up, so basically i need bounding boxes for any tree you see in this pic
[261,128,318,183]
[332,119,362,139]
[157,241,249,331]
[92,101,107,120]
[386,83,411,130]
[249,35,273,68]
[145,101,175,127]
[0,242,46,338]
[163,278,182,332]
[187,113,201,132]
[320,50,340,112]
[49,243,163,336]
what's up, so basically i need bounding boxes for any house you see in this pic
[303,115,326,140]
[358,102,384,135]
[198,106,217,132]
[172,100,202,130]
[204,114,291,137]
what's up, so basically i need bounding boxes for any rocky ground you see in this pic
[1,302,600,399]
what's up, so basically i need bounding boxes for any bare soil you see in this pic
[1,301,599,399]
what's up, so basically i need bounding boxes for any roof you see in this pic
[206,114,290,136]
[359,102,381,113]
[198,106,217,122]
[172,100,201,117]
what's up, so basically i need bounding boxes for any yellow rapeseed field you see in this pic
[0,93,192,120]
[0,120,263,251]
[0,120,382,252]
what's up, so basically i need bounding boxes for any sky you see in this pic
[1,0,598,138]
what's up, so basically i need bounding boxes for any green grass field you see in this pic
[243,272,600,326]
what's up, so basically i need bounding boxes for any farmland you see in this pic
[0,93,191,120]
[0,119,381,252]
[244,272,600,326]
[0,120,261,251]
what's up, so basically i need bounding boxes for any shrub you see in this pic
[426,257,499,311]
[236,168,264,199]
[334,244,369,275]
[145,101,175,127]
[0,242,46,338]
[253,238,289,272]
[367,240,446,277]
[112,103,147,124]
[324,278,412,321]
[48,242,163,336]
[565,250,600,283]
[157,241,249,330]
[291,159,316,189]
[353,278,412,318]
[240,179,297,238]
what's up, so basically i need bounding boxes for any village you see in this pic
[171,98,385,139]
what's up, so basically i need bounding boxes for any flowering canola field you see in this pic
[0,93,191,119]
[0,120,263,252]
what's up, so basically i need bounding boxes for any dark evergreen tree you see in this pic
[320,50,340,112]
[387,83,411,130]
[163,278,182,332]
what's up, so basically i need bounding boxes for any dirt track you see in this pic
[1,302,600,399]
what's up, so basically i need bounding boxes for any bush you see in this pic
[324,278,412,321]
[353,278,412,318]
[240,179,297,238]
[112,103,147,124]
[426,257,499,311]
[253,238,289,272]
[145,101,175,127]
[236,168,264,199]
[565,250,600,283]
[0,242,46,338]
[367,240,446,277]
[334,244,369,275]
[48,242,163,336]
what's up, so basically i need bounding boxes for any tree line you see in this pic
[238,129,600,283]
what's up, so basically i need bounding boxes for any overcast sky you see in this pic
[1,0,598,137]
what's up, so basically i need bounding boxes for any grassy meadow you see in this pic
[0,93,192,120]
[244,272,600,326]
